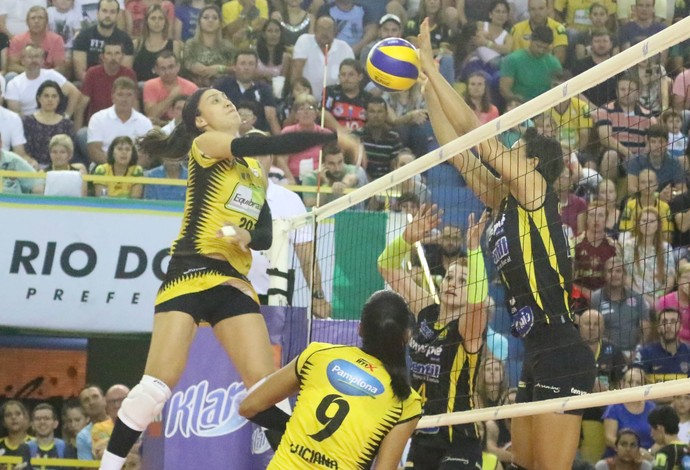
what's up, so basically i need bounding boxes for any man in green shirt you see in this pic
[500,25,562,102]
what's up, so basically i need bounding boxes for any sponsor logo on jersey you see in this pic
[534,383,560,394]
[356,357,376,372]
[511,306,534,338]
[165,380,248,438]
[408,337,443,358]
[326,360,383,397]
[491,236,511,270]
[418,320,436,341]
[226,184,262,219]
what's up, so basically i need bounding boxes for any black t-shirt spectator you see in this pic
[572,56,620,107]
[72,25,135,69]
[212,77,276,133]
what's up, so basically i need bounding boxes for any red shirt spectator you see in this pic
[143,50,197,121]
[80,41,137,123]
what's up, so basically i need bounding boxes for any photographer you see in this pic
[301,141,367,208]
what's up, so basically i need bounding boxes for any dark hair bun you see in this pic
[523,127,539,143]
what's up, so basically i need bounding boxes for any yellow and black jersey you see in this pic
[488,191,573,337]
[408,304,482,447]
[653,441,690,470]
[269,342,421,470]
[170,139,267,275]
[0,436,32,465]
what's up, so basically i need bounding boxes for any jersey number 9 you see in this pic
[308,394,351,442]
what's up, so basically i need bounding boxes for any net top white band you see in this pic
[418,378,690,429]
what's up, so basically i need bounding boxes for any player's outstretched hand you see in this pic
[403,203,442,245]
[418,18,436,72]
[466,209,489,252]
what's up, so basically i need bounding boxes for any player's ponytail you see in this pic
[138,87,208,161]
[360,291,413,401]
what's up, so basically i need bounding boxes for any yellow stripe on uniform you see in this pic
[518,207,541,312]
[531,207,570,317]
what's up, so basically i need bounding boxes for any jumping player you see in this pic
[99,87,348,470]
[418,18,596,469]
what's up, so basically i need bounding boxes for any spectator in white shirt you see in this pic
[4,44,80,117]
[291,15,354,101]
[0,86,29,162]
[86,76,153,166]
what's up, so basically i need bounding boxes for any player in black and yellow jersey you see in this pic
[100,88,348,470]
[418,18,596,470]
[240,290,422,470]
[0,400,32,470]
[648,406,690,470]
[378,205,490,469]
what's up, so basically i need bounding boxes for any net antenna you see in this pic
[407,213,440,305]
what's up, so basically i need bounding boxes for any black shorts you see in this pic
[154,254,260,326]
[407,437,482,470]
[517,322,596,415]
[155,283,260,326]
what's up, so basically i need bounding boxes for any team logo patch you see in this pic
[418,320,436,341]
[511,306,534,338]
[326,360,384,397]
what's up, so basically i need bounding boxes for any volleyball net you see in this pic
[279,15,690,435]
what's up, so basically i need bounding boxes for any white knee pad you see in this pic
[118,375,171,432]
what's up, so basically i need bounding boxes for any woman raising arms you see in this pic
[418,18,596,470]
[240,290,422,470]
[98,87,346,470]
[378,205,490,469]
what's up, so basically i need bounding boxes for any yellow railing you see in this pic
[0,170,403,199]
[0,456,100,469]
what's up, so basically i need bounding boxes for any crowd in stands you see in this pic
[4,0,690,468]
[1,384,141,469]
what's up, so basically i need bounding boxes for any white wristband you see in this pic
[221,226,237,237]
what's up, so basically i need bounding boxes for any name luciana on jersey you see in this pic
[289,443,339,469]
[327,360,384,397]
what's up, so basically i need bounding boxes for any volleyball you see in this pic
[366,38,420,92]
